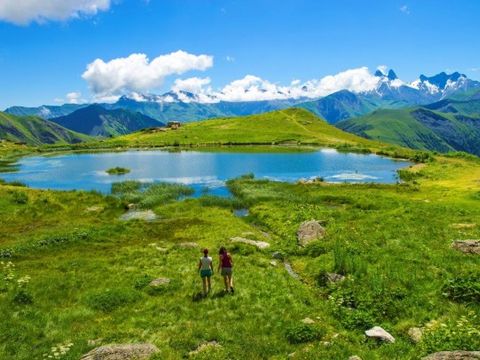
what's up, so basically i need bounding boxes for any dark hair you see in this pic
[203,248,209,256]
[219,246,227,255]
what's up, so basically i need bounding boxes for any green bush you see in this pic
[442,274,480,303]
[12,289,33,305]
[285,323,326,344]
[86,288,140,312]
[11,191,28,204]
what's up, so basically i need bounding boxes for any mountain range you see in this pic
[2,70,480,154]
[6,70,479,125]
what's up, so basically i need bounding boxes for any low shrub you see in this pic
[12,289,33,305]
[285,323,326,344]
[442,273,480,303]
[11,191,28,204]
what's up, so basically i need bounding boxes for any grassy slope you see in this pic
[64,108,418,159]
[0,112,91,146]
[0,109,479,359]
[337,107,480,155]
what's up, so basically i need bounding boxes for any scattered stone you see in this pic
[230,237,270,249]
[178,242,199,249]
[365,326,395,343]
[127,203,136,210]
[188,341,222,357]
[301,317,315,324]
[451,223,476,229]
[408,327,423,343]
[270,260,277,266]
[272,251,284,260]
[85,206,103,213]
[297,220,326,246]
[452,240,480,254]
[120,210,157,221]
[81,343,159,360]
[422,351,480,360]
[349,356,362,360]
[284,261,300,280]
[325,272,345,283]
[149,278,170,287]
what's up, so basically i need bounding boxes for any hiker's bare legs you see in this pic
[228,275,233,290]
[202,277,207,296]
[207,277,211,293]
[223,275,229,291]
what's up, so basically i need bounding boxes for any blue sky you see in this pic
[0,0,479,108]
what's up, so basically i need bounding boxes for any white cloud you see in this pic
[0,0,111,25]
[66,91,85,104]
[168,67,384,103]
[54,91,86,104]
[400,5,410,14]
[172,77,212,94]
[82,50,214,98]
[226,56,235,63]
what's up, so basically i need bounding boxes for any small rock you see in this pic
[230,237,270,249]
[297,220,326,246]
[422,351,480,360]
[270,260,277,266]
[408,327,423,343]
[452,240,480,254]
[301,317,315,324]
[81,343,159,360]
[349,356,362,360]
[365,326,395,343]
[149,278,170,287]
[188,341,222,357]
[451,223,476,229]
[284,261,300,280]
[272,251,284,260]
[326,272,345,283]
[120,210,157,221]
[85,206,103,213]
[178,242,199,249]
[127,203,136,210]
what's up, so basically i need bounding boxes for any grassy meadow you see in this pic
[0,109,479,359]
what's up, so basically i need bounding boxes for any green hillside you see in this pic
[103,108,382,150]
[338,107,480,155]
[0,112,91,146]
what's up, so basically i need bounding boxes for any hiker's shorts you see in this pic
[221,267,232,276]
[200,269,212,278]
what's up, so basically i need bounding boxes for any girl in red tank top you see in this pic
[218,246,234,293]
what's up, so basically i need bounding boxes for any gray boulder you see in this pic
[230,237,270,249]
[81,343,159,360]
[297,220,326,246]
[422,351,480,360]
[452,240,480,254]
[365,326,395,343]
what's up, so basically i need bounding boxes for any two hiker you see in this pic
[198,246,234,296]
